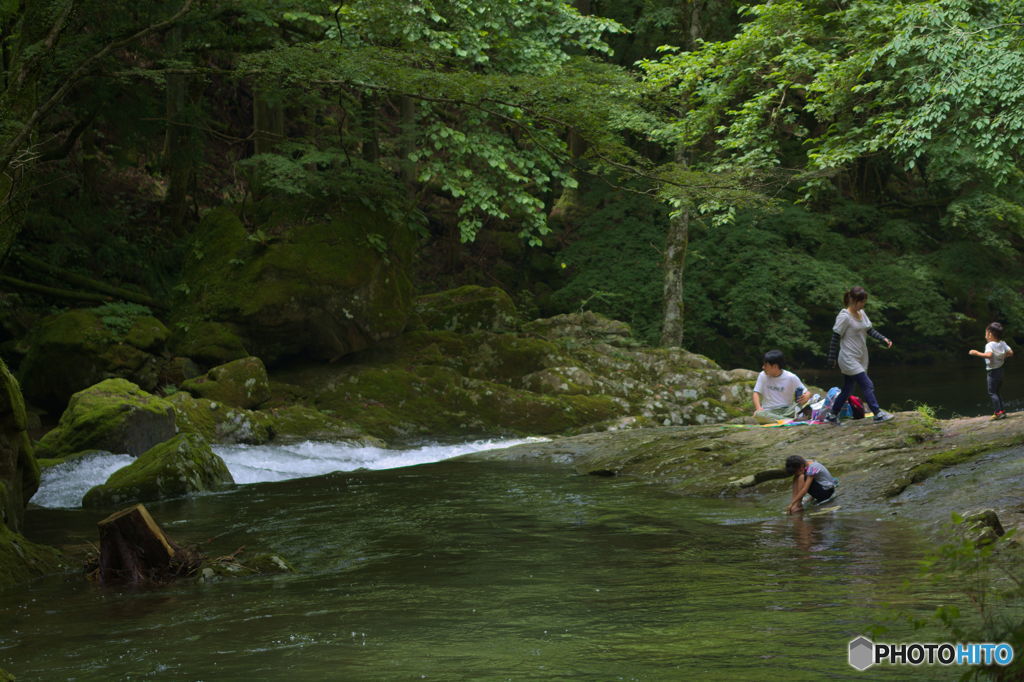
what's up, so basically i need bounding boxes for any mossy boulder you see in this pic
[81,433,234,508]
[181,356,271,409]
[169,320,249,367]
[0,359,65,591]
[18,306,170,412]
[272,312,757,441]
[0,359,38,532]
[260,405,382,445]
[168,392,272,444]
[412,285,519,333]
[34,379,177,459]
[0,522,64,592]
[174,205,414,365]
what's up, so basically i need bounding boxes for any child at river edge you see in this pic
[784,455,837,514]
[968,321,1014,420]
[752,350,814,424]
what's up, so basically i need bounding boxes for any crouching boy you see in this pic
[785,455,837,514]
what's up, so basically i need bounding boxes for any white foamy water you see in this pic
[32,452,136,509]
[30,438,542,508]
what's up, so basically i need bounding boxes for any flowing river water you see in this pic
[3,439,964,679]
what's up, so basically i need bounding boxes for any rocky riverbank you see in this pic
[461,410,1024,533]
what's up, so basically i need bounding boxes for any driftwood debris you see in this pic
[96,504,199,585]
[91,504,292,586]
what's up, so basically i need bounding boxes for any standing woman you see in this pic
[825,286,895,424]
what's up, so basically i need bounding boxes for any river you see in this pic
[801,359,1020,419]
[4,439,963,679]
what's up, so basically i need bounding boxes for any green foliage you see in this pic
[913,402,938,425]
[238,1,641,244]
[640,0,1024,190]
[93,302,152,338]
[913,517,1024,680]
[550,184,666,345]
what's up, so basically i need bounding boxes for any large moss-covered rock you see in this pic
[0,522,64,592]
[173,205,414,364]
[412,285,519,333]
[81,433,234,508]
[168,392,272,444]
[18,306,169,411]
[0,359,37,532]
[169,320,249,367]
[260,405,382,445]
[34,379,177,459]
[181,356,270,409]
[271,311,757,441]
[0,359,64,590]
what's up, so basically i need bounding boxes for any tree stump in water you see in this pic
[97,504,185,585]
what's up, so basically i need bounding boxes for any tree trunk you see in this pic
[400,95,417,196]
[97,504,178,585]
[659,189,689,347]
[360,93,380,163]
[658,2,704,348]
[163,24,192,234]
[253,88,285,156]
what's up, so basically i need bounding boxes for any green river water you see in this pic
[2,456,962,680]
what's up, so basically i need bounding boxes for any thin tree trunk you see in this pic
[659,2,704,348]
[163,24,191,234]
[659,180,689,347]
[253,89,285,156]
[360,93,379,163]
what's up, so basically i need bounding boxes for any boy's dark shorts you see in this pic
[808,480,835,502]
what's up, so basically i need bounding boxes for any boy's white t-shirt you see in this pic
[985,340,1012,370]
[753,369,805,410]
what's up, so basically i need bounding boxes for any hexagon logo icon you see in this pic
[849,636,875,671]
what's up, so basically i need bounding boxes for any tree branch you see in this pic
[13,252,167,309]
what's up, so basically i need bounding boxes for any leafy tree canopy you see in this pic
[236,0,645,243]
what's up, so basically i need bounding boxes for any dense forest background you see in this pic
[2,0,1023,372]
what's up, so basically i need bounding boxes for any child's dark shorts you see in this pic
[808,480,835,502]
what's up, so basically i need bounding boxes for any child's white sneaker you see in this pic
[873,410,894,423]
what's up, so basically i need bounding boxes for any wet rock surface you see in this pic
[462,411,1024,533]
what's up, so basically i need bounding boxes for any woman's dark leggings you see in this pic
[831,372,881,415]
[987,367,1005,412]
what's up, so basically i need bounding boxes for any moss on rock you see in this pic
[168,392,272,445]
[411,285,520,333]
[261,405,381,445]
[18,308,169,412]
[34,379,177,459]
[272,310,760,440]
[0,359,37,533]
[181,356,271,409]
[174,205,414,364]
[0,522,64,592]
[169,320,249,367]
[81,433,234,508]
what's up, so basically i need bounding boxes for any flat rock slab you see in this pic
[462,411,1024,531]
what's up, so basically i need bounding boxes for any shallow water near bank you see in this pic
[6,449,960,680]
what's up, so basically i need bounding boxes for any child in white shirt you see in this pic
[969,322,1014,420]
